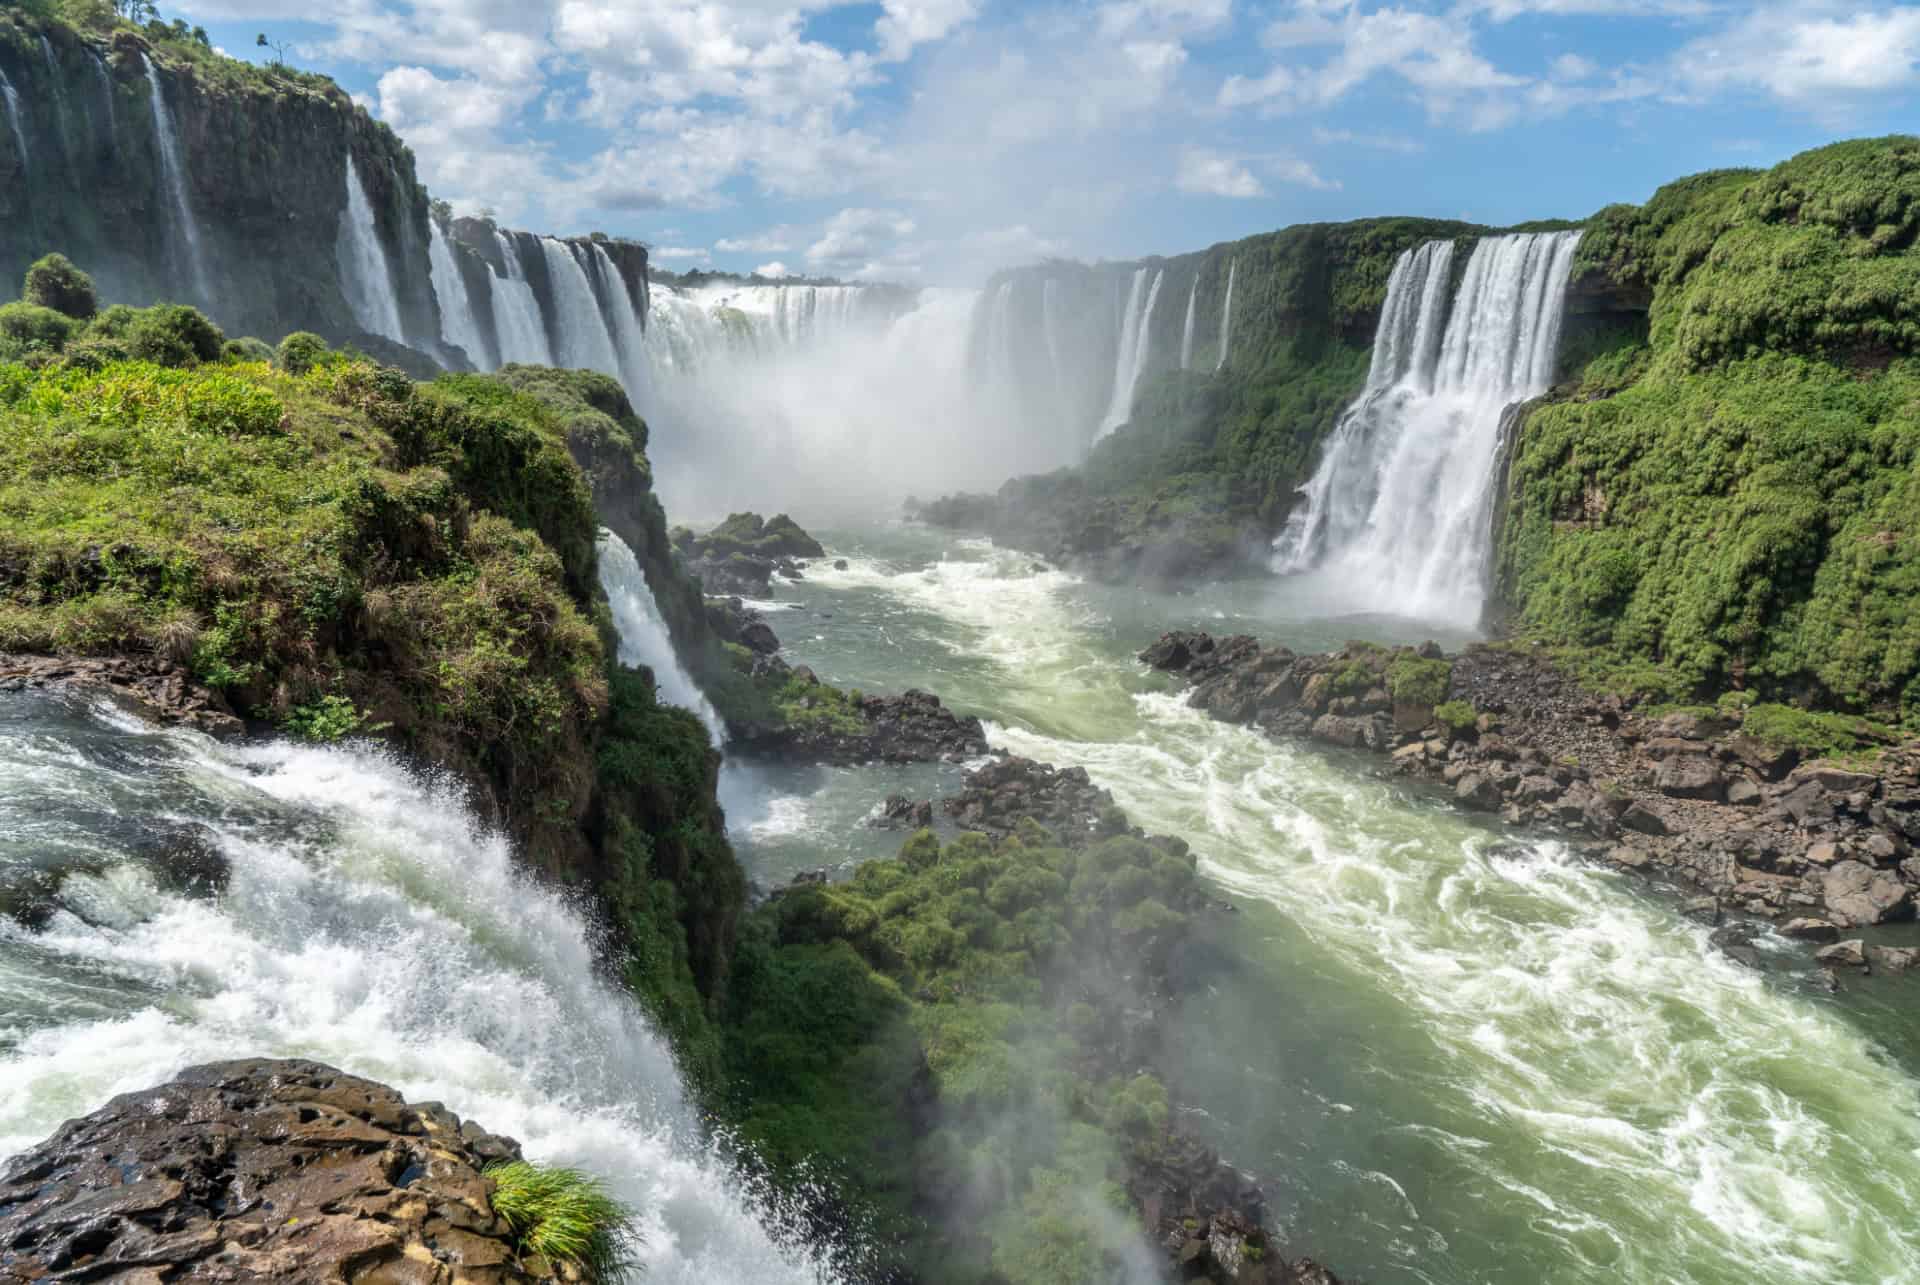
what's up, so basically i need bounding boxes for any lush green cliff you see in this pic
[1495,137,1920,720]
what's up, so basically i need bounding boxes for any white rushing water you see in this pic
[491,231,556,366]
[1098,267,1163,438]
[1274,231,1581,626]
[140,56,210,307]
[1179,277,1197,370]
[786,534,1920,1285]
[0,67,26,167]
[91,50,116,139]
[428,218,491,367]
[0,694,836,1282]
[593,243,652,398]
[540,237,623,377]
[597,530,727,744]
[336,154,406,344]
[1215,258,1236,371]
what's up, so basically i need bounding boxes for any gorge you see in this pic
[3,7,1920,1285]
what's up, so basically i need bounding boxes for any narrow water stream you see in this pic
[727,524,1920,1285]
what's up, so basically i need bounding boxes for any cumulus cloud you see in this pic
[806,208,919,272]
[650,245,710,261]
[754,260,792,278]
[716,227,802,253]
[1175,147,1266,197]
[1673,4,1920,105]
[876,0,982,61]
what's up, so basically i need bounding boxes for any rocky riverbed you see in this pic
[1142,632,1920,978]
[0,1059,555,1284]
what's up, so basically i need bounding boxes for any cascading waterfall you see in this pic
[427,219,491,367]
[597,530,727,744]
[1273,231,1582,625]
[1214,259,1236,371]
[92,52,116,136]
[1097,267,1163,438]
[0,692,838,1283]
[539,237,623,376]
[0,67,25,166]
[592,243,651,396]
[336,154,407,344]
[1179,278,1197,370]
[140,56,210,307]
[490,231,555,366]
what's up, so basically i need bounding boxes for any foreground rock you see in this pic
[0,653,243,739]
[737,673,991,764]
[0,1059,559,1283]
[1142,632,1920,945]
[674,511,824,597]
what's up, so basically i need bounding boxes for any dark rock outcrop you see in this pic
[941,754,1136,843]
[0,1059,561,1284]
[0,652,242,738]
[673,513,823,598]
[739,681,990,765]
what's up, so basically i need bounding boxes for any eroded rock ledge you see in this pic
[0,653,242,739]
[0,1059,555,1284]
[1142,632,1920,977]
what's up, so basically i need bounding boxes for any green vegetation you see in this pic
[1388,654,1451,708]
[1498,138,1920,724]
[1434,700,1479,735]
[281,693,382,742]
[721,821,1201,1282]
[484,1160,638,1282]
[22,253,96,320]
[1740,702,1899,760]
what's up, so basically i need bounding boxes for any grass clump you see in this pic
[485,1160,638,1282]
[1434,700,1478,735]
[1388,654,1451,707]
[1740,703,1898,760]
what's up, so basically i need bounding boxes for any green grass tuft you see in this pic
[484,1160,640,1282]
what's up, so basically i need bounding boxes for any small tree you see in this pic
[113,0,156,21]
[23,253,98,320]
[255,32,290,65]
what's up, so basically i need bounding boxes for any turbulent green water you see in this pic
[727,523,1920,1285]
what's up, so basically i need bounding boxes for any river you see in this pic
[726,522,1920,1285]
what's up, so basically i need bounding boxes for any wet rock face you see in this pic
[0,653,242,739]
[674,513,824,598]
[0,1059,555,1284]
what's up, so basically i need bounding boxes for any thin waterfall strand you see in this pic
[491,232,554,366]
[540,237,622,376]
[336,154,406,344]
[1274,231,1581,625]
[597,530,727,744]
[0,67,26,166]
[1214,259,1236,371]
[141,56,210,307]
[1179,278,1197,370]
[1098,268,1162,438]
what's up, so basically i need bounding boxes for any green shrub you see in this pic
[276,330,330,374]
[282,694,382,742]
[0,302,77,355]
[85,304,141,339]
[57,337,133,373]
[1740,703,1897,760]
[22,253,98,320]
[222,336,275,364]
[127,305,225,367]
[1388,654,1451,707]
[1434,700,1478,734]
[484,1161,638,1282]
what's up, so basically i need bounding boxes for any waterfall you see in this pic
[428,219,491,367]
[336,154,406,344]
[36,38,66,162]
[1273,231,1582,625]
[1041,277,1070,422]
[592,243,650,396]
[1179,278,1197,370]
[141,56,210,308]
[491,231,555,366]
[0,693,838,1282]
[1097,267,1163,439]
[539,237,622,376]
[1214,259,1236,371]
[91,51,116,139]
[598,530,727,744]
[0,67,25,167]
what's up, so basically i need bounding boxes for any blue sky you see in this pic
[174,1,1920,283]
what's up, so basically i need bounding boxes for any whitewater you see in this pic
[726,528,1920,1285]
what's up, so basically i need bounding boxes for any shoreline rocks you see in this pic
[1142,632,1920,966]
[0,1059,560,1283]
[0,652,243,738]
[675,511,824,598]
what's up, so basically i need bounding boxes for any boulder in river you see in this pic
[0,1058,570,1283]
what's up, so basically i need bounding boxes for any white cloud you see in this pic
[1550,53,1599,81]
[1310,125,1422,152]
[1268,155,1340,190]
[651,245,710,261]
[716,226,801,253]
[806,207,919,271]
[876,0,981,61]
[1175,147,1267,197]
[1674,4,1920,105]
[755,261,792,278]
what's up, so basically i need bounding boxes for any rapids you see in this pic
[725,524,1920,1285]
